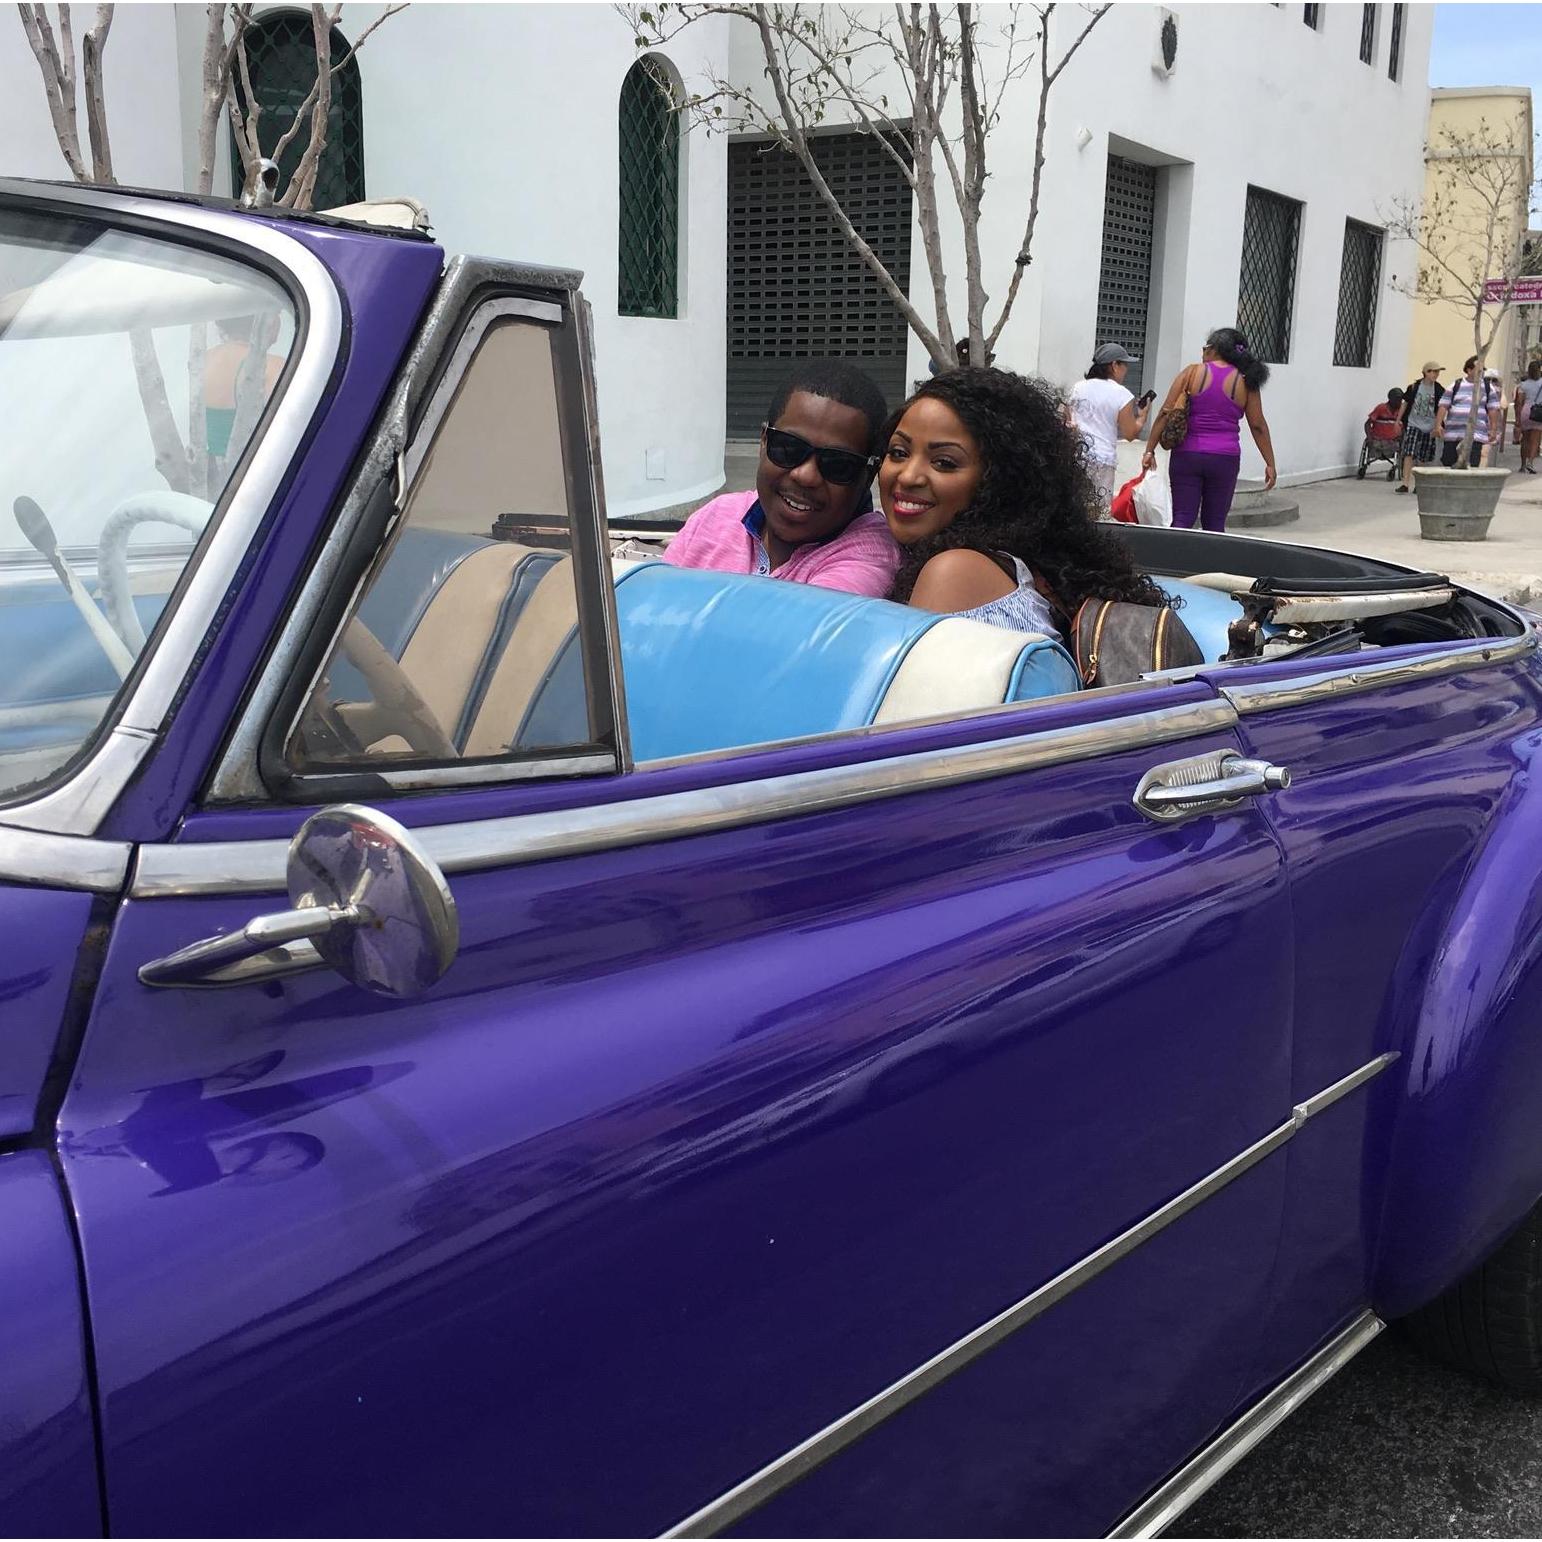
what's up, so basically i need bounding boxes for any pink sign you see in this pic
[1484,277,1542,304]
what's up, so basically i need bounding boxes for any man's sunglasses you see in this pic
[762,425,878,487]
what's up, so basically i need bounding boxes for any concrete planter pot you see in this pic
[1412,466,1509,540]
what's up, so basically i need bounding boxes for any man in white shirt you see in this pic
[1068,343,1150,513]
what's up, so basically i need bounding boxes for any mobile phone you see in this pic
[1138,389,1157,407]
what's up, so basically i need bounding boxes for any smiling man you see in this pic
[663,360,900,596]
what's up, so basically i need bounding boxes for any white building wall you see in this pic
[0,6,183,189]
[342,3,730,519]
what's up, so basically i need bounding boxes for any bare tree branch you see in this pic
[280,3,343,207]
[17,4,89,179]
[81,4,114,182]
[267,0,406,172]
[986,2,1108,354]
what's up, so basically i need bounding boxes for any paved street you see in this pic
[1173,1329,1542,1538]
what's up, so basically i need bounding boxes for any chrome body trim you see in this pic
[0,826,131,893]
[1107,1312,1385,1539]
[0,183,344,837]
[661,1053,1398,1539]
[1222,631,1537,715]
[135,698,1240,897]
[364,752,615,791]
[574,294,633,773]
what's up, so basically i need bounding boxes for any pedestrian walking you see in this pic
[1515,361,1542,474]
[1142,327,1277,532]
[1434,357,1503,468]
[1395,362,1443,493]
[1068,343,1150,515]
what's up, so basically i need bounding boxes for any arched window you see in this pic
[617,56,680,318]
[230,9,365,209]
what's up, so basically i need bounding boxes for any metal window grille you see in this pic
[1359,3,1376,63]
[1303,3,1320,27]
[1095,155,1157,398]
[1333,220,1382,367]
[229,9,364,208]
[726,132,913,436]
[618,58,680,319]
[1387,3,1404,79]
[1236,186,1301,364]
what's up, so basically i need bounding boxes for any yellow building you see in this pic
[1405,86,1535,389]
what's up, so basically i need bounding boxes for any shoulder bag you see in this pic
[1157,364,1199,451]
[1071,598,1204,688]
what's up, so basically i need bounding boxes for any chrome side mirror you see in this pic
[140,804,459,996]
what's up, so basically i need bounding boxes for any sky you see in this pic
[1430,3,1542,112]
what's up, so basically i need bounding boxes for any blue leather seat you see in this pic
[1159,579,1246,662]
[602,564,1081,762]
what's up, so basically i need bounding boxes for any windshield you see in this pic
[0,205,297,806]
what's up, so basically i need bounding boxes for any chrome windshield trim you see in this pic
[662,1052,1397,1538]
[1107,1311,1385,1539]
[1222,631,1537,715]
[0,826,130,893]
[0,185,343,837]
[134,697,1240,897]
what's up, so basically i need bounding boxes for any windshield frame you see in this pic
[0,181,343,838]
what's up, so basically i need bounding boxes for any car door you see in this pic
[0,875,104,1538]
[64,288,1303,1538]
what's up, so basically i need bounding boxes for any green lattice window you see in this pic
[230,9,365,209]
[618,57,679,318]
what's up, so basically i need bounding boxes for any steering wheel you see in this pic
[96,492,214,650]
[331,617,458,760]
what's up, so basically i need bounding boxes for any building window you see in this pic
[1388,3,1405,79]
[1237,185,1302,364]
[229,9,364,208]
[1303,3,1320,27]
[1359,3,1376,64]
[618,56,681,319]
[1333,220,1383,367]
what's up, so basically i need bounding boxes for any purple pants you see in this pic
[1168,449,1241,532]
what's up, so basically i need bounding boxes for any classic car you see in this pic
[3,175,1542,1539]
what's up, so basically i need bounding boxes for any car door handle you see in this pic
[1133,752,1292,823]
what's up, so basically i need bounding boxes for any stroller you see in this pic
[1357,389,1404,480]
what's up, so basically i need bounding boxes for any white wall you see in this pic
[346,3,730,519]
[1026,2,1434,483]
[0,5,183,188]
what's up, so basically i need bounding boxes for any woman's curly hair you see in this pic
[886,367,1167,618]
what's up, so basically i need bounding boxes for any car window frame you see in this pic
[238,275,628,805]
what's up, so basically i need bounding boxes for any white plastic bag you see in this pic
[1133,464,1172,527]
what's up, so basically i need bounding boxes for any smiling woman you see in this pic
[661,357,900,598]
[880,367,1164,635]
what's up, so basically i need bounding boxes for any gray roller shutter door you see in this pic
[727,133,914,436]
[1095,155,1156,398]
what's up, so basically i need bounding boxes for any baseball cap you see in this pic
[1093,342,1140,366]
[1422,360,1443,372]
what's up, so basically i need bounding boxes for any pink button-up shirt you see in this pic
[662,490,901,599]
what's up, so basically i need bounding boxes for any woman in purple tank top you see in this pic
[1141,328,1278,532]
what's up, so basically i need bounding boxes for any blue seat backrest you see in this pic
[609,565,944,761]
[1159,579,1244,662]
[0,588,167,709]
[522,563,1077,763]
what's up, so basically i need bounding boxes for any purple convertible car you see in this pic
[4,177,1542,1538]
